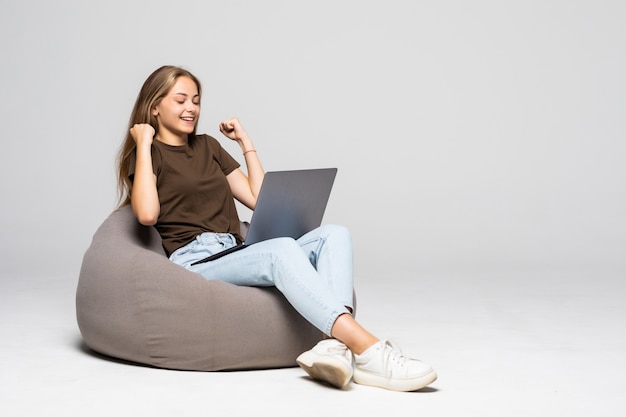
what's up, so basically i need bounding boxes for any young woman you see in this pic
[117,65,437,392]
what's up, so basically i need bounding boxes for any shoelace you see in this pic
[379,340,408,368]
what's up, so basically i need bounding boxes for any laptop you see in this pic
[190,167,337,265]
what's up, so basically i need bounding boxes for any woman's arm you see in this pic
[221,118,265,210]
[130,124,160,225]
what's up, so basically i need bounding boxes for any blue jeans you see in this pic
[169,224,354,336]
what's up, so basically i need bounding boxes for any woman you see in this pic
[117,65,437,391]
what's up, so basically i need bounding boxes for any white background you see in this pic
[1,2,626,416]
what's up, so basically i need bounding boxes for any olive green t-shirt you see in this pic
[130,134,242,256]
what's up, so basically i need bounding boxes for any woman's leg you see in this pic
[330,313,378,355]
[170,230,437,391]
[170,228,376,353]
[173,232,352,337]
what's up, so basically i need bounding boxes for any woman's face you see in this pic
[152,76,200,142]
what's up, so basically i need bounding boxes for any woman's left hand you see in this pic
[219,117,249,143]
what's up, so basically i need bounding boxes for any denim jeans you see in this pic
[169,224,354,336]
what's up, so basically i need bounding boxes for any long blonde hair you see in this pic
[116,65,202,207]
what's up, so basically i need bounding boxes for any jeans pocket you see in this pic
[169,241,198,262]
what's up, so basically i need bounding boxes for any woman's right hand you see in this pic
[130,123,155,148]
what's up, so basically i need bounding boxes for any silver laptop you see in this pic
[191,167,337,265]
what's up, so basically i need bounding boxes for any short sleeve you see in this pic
[202,135,240,176]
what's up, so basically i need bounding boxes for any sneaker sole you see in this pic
[296,352,353,389]
[353,369,437,392]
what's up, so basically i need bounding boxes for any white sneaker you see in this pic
[353,340,437,391]
[296,339,353,388]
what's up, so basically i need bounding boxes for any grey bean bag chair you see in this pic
[76,205,326,371]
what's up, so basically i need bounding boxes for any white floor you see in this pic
[1,267,624,416]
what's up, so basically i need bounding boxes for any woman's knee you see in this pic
[319,224,352,244]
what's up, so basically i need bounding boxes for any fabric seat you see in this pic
[76,205,325,371]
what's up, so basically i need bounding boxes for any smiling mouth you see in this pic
[181,117,195,122]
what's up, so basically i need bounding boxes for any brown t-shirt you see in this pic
[130,134,242,256]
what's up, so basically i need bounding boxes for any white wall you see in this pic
[1,0,624,281]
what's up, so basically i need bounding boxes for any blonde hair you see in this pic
[116,65,202,207]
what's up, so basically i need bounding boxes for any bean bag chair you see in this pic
[76,205,327,371]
